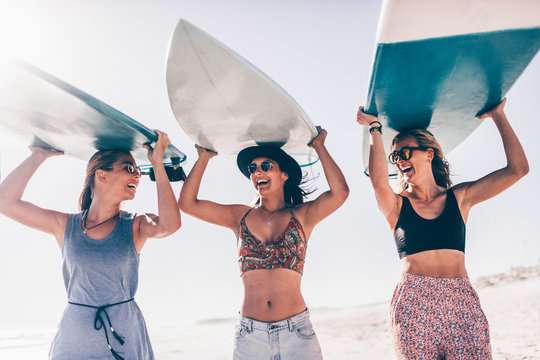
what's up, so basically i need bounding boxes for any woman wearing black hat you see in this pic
[179,127,348,359]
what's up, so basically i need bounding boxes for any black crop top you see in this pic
[393,188,466,259]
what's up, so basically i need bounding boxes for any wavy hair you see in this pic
[79,149,131,211]
[391,129,452,191]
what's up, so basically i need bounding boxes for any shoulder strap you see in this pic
[120,211,136,239]
[445,187,460,212]
[398,195,414,219]
[286,206,300,221]
[64,211,82,242]
[239,207,255,225]
[237,207,256,241]
[399,195,411,208]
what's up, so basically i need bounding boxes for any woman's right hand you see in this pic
[29,146,64,159]
[356,106,379,126]
[195,144,217,160]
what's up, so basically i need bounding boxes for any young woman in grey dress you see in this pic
[0,131,180,360]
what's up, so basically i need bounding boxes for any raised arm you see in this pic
[178,145,247,232]
[356,107,400,224]
[455,98,529,216]
[135,131,182,252]
[301,127,349,229]
[0,147,68,247]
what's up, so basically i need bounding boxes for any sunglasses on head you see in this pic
[247,160,273,174]
[108,163,142,176]
[388,147,430,165]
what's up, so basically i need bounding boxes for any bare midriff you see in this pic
[401,249,467,278]
[241,268,305,322]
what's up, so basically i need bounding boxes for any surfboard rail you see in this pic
[166,19,319,168]
[362,0,540,177]
[0,58,186,180]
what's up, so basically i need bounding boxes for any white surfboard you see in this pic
[166,19,319,166]
[362,0,540,176]
[0,58,187,181]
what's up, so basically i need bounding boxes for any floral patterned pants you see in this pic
[390,273,492,359]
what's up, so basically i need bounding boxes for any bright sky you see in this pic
[0,0,538,332]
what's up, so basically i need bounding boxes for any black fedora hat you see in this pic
[237,145,302,184]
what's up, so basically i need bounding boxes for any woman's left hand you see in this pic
[308,126,327,149]
[145,130,171,165]
[356,106,379,126]
[476,97,506,119]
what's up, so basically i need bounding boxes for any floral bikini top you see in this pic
[237,207,307,275]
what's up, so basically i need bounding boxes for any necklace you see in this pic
[260,207,286,226]
[83,211,119,234]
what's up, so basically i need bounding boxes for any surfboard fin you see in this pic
[148,165,186,182]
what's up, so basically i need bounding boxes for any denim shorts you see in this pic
[233,308,323,360]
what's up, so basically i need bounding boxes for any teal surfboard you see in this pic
[166,19,319,167]
[362,0,540,176]
[0,58,186,181]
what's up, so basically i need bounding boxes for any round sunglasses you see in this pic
[108,163,142,176]
[247,160,273,174]
[388,146,430,165]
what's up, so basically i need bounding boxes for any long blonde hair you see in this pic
[391,129,452,191]
[79,149,131,211]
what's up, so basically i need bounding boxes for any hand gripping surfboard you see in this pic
[0,58,187,181]
[166,19,319,167]
[362,0,540,176]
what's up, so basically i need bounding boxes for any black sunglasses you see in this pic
[247,160,273,174]
[108,163,142,176]
[388,147,430,165]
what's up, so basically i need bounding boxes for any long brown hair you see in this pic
[79,149,131,211]
[391,129,452,191]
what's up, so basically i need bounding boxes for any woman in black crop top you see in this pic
[356,98,528,360]
[178,127,348,360]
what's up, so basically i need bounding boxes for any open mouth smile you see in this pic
[400,166,413,174]
[256,179,270,189]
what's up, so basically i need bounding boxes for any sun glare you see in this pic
[0,2,46,61]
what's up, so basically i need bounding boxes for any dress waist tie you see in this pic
[68,298,134,360]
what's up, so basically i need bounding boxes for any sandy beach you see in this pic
[1,265,538,359]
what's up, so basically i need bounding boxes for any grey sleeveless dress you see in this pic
[49,211,154,360]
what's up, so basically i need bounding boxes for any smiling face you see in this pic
[249,157,288,198]
[391,137,433,185]
[107,154,141,200]
[92,152,141,204]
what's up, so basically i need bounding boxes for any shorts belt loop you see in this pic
[287,318,295,332]
[249,319,254,333]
